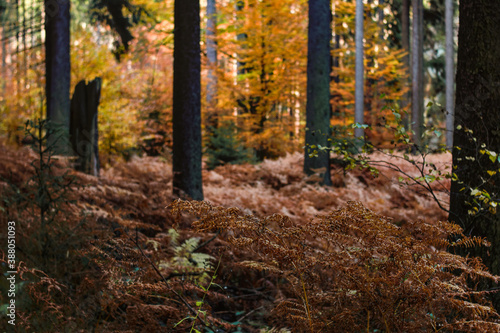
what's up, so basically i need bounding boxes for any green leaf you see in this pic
[424,174,436,183]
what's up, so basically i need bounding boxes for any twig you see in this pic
[126,231,209,328]
[192,230,220,253]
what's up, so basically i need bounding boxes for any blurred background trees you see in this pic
[0,0,458,165]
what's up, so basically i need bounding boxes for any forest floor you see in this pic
[0,142,455,332]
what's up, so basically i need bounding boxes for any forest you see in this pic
[0,0,500,331]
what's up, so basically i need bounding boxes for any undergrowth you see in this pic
[0,138,498,332]
[171,199,500,332]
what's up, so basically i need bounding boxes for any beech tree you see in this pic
[304,0,332,185]
[172,0,203,200]
[45,0,71,154]
[354,0,364,139]
[206,0,217,128]
[411,0,423,150]
[448,0,500,307]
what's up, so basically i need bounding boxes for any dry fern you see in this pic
[170,199,500,332]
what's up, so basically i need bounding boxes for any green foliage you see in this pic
[205,122,254,170]
[159,228,214,285]
[174,257,221,332]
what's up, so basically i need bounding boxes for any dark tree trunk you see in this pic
[448,0,500,308]
[304,0,332,186]
[444,0,454,149]
[172,0,203,201]
[45,0,71,155]
[70,78,101,177]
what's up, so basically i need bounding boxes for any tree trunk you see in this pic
[445,0,454,149]
[173,0,203,201]
[1,27,6,94]
[45,0,71,155]
[411,0,423,150]
[448,0,500,309]
[70,78,101,177]
[354,0,364,139]
[401,0,410,128]
[206,0,218,129]
[304,0,332,186]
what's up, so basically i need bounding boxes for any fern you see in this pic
[170,199,500,332]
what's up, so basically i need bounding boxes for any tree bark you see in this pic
[45,0,71,155]
[206,0,218,129]
[448,0,500,308]
[445,0,454,149]
[411,0,423,150]
[173,0,204,201]
[401,0,410,127]
[304,0,332,186]
[354,0,364,139]
[70,78,101,177]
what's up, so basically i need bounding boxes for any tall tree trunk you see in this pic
[206,0,217,129]
[445,0,454,149]
[235,0,246,87]
[401,0,410,127]
[45,0,71,155]
[21,0,27,90]
[448,0,500,309]
[1,27,6,95]
[304,0,332,186]
[354,0,364,139]
[411,0,423,150]
[378,0,384,38]
[15,0,20,98]
[172,0,203,201]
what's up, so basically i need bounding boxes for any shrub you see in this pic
[205,122,254,170]
[170,199,500,332]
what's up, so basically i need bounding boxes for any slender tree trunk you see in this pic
[449,0,500,309]
[1,27,6,94]
[172,0,203,201]
[21,0,27,90]
[15,0,20,98]
[354,0,364,139]
[445,0,454,149]
[234,0,246,127]
[206,0,218,129]
[304,0,332,186]
[378,0,384,38]
[411,0,423,150]
[235,0,246,81]
[45,0,71,155]
[401,0,410,127]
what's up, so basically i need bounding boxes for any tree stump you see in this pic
[70,78,102,177]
